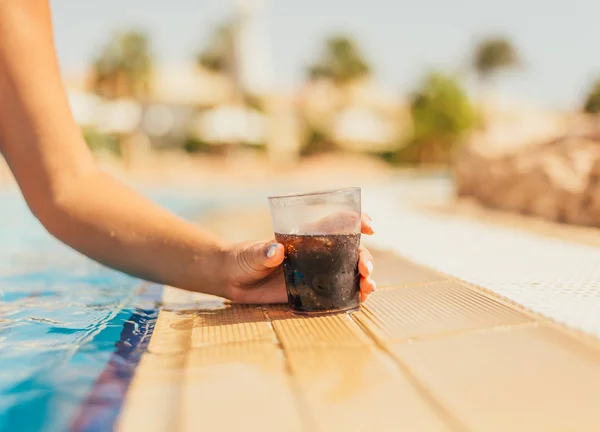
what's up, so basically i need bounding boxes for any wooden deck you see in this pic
[115,249,600,432]
[113,199,600,432]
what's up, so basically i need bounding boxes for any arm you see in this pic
[0,0,231,295]
[0,0,377,303]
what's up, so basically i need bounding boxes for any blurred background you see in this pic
[2,0,600,225]
[6,4,600,430]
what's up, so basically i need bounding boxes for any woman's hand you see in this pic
[224,214,376,304]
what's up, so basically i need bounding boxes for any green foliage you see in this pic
[301,127,338,157]
[197,23,234,74]
[92,30,152,99]
[183,138,265,154]
[401,72,477,164]
[583,79,600,114]
[241,142,267,153]
[82,128,121,157]
[411,73,476,141]
[472,37,520,80]
[308,36,370,84]
[183,137,212,154]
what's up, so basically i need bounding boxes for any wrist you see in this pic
[188,240,235,299]
[216,242,236,299]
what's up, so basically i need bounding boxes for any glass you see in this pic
[268,187,362,315]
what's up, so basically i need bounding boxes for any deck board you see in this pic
[354,281,532,343]
[391,324,600,431]
[116,206,600,431]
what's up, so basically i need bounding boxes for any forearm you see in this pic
[0,1,231,295]
[42,170,230,295]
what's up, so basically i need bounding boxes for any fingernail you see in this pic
[366,261,374,274]
[266,244,278,258]
[371,280,377,292]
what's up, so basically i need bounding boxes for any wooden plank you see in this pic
[270,311,372,349]
[190,305,274,347]
[285,347,452,432]
[118,293,305,432]
[354,282,532,343]
[117,353,186,432]
[180,342,304,432]
[147,310,193,355]
[268,307,452,431]
[391,325,600,431]
[368,248,448,288]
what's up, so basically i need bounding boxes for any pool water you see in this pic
[0,187,225,432]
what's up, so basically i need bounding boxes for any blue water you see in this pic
[0,187,221,432]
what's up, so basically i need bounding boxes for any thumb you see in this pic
[238,241,284,273]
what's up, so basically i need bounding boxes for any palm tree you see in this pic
[197,22,235,74]
[472,36,520,83]
[584,79,600,114]
[196,20,253,108]
[308,36,370,85]
[583,78,600,134]
[90,31,152,169]
[92,30,152,100]
[471,36,520,131]
[302,36,371,155]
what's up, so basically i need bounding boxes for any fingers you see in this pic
[360,276,376,302]
[359,246,376,302]
[229,267,288,304]
[358,247,374,277]
[248,271,288,303]
[238,241,284,274]
[263,242,285,268]
[361,213,375,235]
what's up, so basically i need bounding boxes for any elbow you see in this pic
[28,193,67,239]
[24,178,82,241]
[24,168,100,239]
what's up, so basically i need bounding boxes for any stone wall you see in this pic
[454,135,600,226]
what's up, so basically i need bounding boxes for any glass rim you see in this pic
[268,187,361,201]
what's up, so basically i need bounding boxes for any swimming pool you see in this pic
[0,186,244,432]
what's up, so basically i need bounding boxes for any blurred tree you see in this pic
[397,72,477,164]
[197,22,266,110]
[583,78,600,133]
[197,22,235,74]
[82,127,121,156]
[472,36,520,82]
[301,35,370,156]
[471,36,520,131]
[308,36,370,85]
[583,79,600,114]
[92,30,152,100]
[183,136,212,154]
[301,125,338,157]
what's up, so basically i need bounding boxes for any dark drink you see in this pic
[275,232,361,315]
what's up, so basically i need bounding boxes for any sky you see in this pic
[49,0,600,109]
